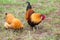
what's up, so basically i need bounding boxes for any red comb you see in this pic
[42,15,46,20]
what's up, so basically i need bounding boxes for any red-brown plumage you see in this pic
[25,2,46,29]
[25,9,34,21]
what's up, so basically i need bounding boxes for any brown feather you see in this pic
[25,9,34,21]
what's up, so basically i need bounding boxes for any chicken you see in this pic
[4,13,24,30]
[25,2,45,30]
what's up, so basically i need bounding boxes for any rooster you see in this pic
[4,13,24,30]
[25,2,45,30]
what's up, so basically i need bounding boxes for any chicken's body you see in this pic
[4,13,24,30]
[10,18,24,29]
[25,2,45,29]
[31,13,42,23]
[26,13,43,27]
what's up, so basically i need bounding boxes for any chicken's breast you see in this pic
[30,13,42,23]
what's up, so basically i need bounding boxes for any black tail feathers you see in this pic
[26,1,32,11]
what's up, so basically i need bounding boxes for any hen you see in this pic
[4,13,24,30]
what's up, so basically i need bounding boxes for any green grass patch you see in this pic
[36,6,57,14]
[0,0,38,5]
[0,7,17,12]
[0,7,6,12]
[0,0,24,5]
[27,0,38,4]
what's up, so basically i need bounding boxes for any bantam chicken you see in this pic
[4,13,24,30]
[25,2,45,30]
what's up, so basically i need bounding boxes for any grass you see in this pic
[0,0,60,40]
[0,0,58,14]
[0,0,24,5]
[36,6,57,14]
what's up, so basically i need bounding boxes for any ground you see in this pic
[0,0,60,40]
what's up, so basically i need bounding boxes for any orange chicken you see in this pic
[25,2,45,30]
[4,13,24,30]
